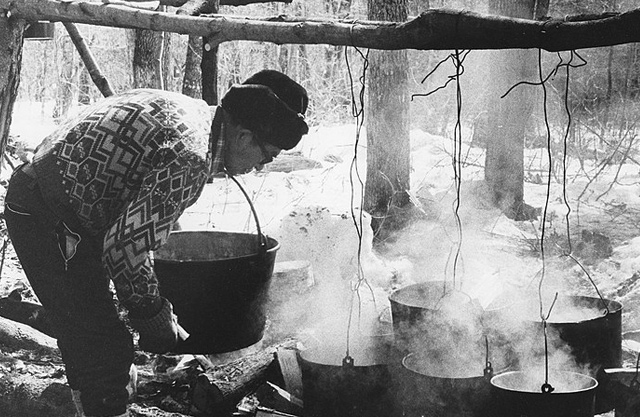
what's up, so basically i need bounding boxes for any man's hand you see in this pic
[129,298,179,354]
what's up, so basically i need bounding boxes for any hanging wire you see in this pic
[344,43,371,362]
[631,350,640,390]
[531,46,559,394]
[507,49,609,314]
[540,292,558,393]
[500,51,586,99]
[483,335,494,378]
[0,236,8,281]
[537,47,553,321]
[450,49,465,289]
[512,51,600,310]
[412,50,471,296]
[504,48,598,392]
[555,50,610,314]
[411,50,471,101]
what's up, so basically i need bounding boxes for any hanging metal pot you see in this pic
[388,281,486,354]
[297,330,398,417]
[397,350,495,417]
[490,370,598,417]
[494,294,622,413]
[154,175,279,354]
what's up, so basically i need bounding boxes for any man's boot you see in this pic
[71,389,85,417]
[71,364,137,417]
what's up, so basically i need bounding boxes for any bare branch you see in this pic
[62,22,115,97]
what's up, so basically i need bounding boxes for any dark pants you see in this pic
[4,167,133,417]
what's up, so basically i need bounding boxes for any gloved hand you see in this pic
[128,297,178,354]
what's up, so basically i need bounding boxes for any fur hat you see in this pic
[220,70,309,150]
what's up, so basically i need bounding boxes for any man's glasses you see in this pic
[256,139,279,165]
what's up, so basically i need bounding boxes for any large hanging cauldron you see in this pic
[154,231,278,354]
[494,294,622,413]
[490,370,598,417]
[398,351,495,417]
[297,331,397,417]
[154,176,279,354]
[388,281,486,354]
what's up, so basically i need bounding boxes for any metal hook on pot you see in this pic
[541,382,555,394]
[540,319,556,394]
[342,355,354,368]
[483,335,493,379]
[227,174,268,254]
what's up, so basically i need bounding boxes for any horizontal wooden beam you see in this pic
[1,0,639,51]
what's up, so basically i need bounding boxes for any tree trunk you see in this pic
[0,14,25,171]
[133,29,160,89]
[365,0,411,238]
[133,27,171,90]
[484,0,540,220]
[182,35,202,98]
[53,27,77,121]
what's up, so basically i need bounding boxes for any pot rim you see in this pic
[490,370,598,394]
[388,281,469,309]
[154,230,280,263]
[401,351,491,380]
[298,348,389,368]
[515,295,622,325]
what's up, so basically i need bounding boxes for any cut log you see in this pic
[0,379,77,417]
[0,316,58,355]
[189,340,296,416]
[0,291,57,339]
[129,403,193,417]
[268,260,315,306]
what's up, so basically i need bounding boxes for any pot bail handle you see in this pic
[566,253,610,315]
[227,173,268,253]
[631,351,640,391]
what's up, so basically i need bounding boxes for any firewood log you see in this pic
[0,291,57,338]
[190,340,296,416]
[0,316,58,354]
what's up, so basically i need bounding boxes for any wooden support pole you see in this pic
[163,0,291,7]
[3,0,640,52]
[62,21,115,97]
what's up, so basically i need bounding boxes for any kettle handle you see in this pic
[227,173,268,253]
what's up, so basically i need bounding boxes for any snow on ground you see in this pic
[6,101,640,342]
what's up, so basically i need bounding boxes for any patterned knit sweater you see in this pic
[31,89,214,307]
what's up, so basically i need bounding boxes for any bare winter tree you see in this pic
[483,0,546,220]
[178,0,219,103]
[0,15,25,168]
[133,24,172,90]
[182,34,203,98]
[365,0,411,239]
[53,29,78,121]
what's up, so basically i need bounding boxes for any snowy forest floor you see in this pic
[3,104,640,415]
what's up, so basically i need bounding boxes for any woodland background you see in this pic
[4,2,640,415]
[15,0,640,139]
